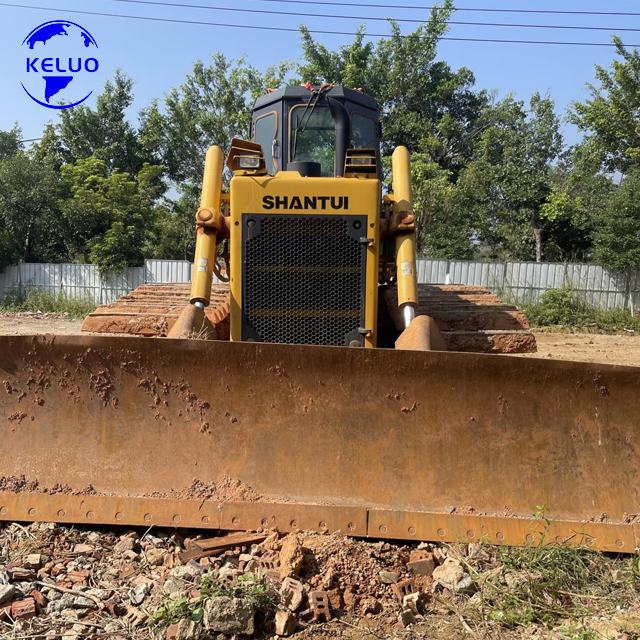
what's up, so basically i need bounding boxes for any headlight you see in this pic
[237,155,261,169]
[350,157,374,165]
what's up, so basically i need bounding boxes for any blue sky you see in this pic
[1,0,638,146]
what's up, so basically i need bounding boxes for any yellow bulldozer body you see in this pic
[1,85,638,553]
[229,172,381,348]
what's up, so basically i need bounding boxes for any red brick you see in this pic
[10,568,36,581]
[67,569,90,584]
[11,598,36,620]
[29,590,48,615]
[275,610,297,637]
[392,578,416,602]
[408,552,436,577]
[307,591,331,623]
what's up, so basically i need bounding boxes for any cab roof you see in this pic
[252,85,379,112]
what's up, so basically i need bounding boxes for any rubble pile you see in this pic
[0,521,475,639]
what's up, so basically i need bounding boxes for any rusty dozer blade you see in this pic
[1,335,639,552]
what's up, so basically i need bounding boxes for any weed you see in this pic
[521,285,640,333]
[148,572,277,631]
[455,518,640,634]
[0,287,96,319]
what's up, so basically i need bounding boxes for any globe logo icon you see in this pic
[21,20,99,109]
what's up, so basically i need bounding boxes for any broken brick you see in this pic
[403,592,424,616]
[10,568,36,581]
[11,597,36,620]
[29,590,48,615]
[306,591,331,623]
[72,544,95,556]
[408,559,435,576]
[275,610,297,637]
[258,550,281,571]
[392,578,416,602]
[67,569,90,584]
[280,577,304,611]
[327,588,343,611]
[23,553,42,569]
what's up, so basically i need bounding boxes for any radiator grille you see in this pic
[242,214,367,345]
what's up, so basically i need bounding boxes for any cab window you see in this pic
[253,112,277,174]
[290,106,335,177]
[351,112,377,149]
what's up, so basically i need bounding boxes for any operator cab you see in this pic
[250,85,381,178]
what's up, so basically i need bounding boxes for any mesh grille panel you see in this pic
[243,215,366,345]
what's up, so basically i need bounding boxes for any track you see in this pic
[82,283,537,354]
[81,283,230,338]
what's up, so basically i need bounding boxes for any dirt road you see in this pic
[0,315,639,367]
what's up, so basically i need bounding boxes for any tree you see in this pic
[410,155,475,258]
[455,93,564,262]
[0,125,23,162]
[55,70,147,175]
[140,54,293,188]
[298,3,488,175]
[570,38,640,175]
[59,156,164,272]
[592,171,640,270]
[0,153,62,268]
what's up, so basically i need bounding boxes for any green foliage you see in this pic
[0,124,23,162]
[522,285,640,332]
[592,171,640,270]
[56,70,149,175]
[141,54,293,188]
[455,93,564,262]
[0,152,63,269]
[148,573,276,630]
[59,156,164,272]
[299,2,488,175]
[0,287,96,318]
[409,155,475,258]
[570,38,640,174]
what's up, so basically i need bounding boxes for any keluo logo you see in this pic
[21,20,98,109]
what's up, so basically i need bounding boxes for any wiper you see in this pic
[292,86,327,160]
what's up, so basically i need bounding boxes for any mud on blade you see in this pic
[1,335,639,551]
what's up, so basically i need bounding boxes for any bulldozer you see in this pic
[1,85,639,552]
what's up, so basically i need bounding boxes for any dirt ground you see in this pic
[523,330,640,367]
[1,315,639,367]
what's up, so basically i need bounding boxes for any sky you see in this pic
[0,0,638,147]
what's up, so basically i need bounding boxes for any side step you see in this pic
[383,284,537,353]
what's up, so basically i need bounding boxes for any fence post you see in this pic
[626,267,634,317]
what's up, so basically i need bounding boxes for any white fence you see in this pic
[0,259,638,311]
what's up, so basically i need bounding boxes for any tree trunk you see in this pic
[531,213,543,263]
[23,221,34,263]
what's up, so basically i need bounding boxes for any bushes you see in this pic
[522,285,640,332]
[0,287,96,318]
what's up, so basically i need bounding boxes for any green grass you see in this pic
[454,518,640,636]
[0,287,96,319]
[521,285,640,333]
